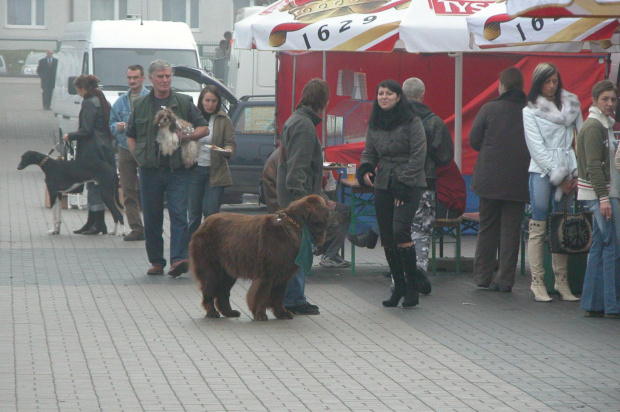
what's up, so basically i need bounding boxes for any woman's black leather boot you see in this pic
[382,247,406,307]
[74,211,95,234]
[82,211,108,235]
[399,246,420,308]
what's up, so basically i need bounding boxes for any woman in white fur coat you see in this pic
[523,62,583,303]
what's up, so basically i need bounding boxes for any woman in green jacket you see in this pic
[188,85,236,238]
[576,80,620,319]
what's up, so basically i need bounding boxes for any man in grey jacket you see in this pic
[403,77,453,295]
[110,65,150,241]
[277,78,331,315]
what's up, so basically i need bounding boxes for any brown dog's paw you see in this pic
[253,311,269,321]
[205,310,220,318]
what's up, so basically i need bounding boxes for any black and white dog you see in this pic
[154,109,200,168]
[17,150,126,235]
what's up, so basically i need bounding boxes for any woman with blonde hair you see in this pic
[523,63,583,302]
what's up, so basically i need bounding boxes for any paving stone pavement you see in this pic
[1,77,619,411]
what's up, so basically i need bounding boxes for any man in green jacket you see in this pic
[126,60,209,278]
[277,78,331,315]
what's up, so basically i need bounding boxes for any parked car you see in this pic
[21,51,58,76]
[172,66,276,201]
[0,55,7,76]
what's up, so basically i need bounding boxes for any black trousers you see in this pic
[473,197,525,288]
[375,186,421,247]
[42,87,53,109]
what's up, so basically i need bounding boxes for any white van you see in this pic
[52,19,202,138]
[229,7,277,98]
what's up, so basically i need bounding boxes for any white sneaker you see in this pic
[320,255,351,268]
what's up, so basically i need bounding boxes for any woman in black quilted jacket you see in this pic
[358,79,427,308]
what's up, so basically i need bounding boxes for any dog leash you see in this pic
[47,141,75,159]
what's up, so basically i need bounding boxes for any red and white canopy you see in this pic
[468,1,619,49]
[234,0,588,52]
[506,0,620,18]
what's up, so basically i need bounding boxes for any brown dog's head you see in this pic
[285,194,331,246]
[153,109,177,132]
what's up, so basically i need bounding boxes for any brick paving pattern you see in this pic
[1,77,619,411]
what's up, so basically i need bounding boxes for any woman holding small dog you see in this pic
[523,63,582,302]
[187,85,236,238]
[62,74,115,235]
[358,79,427,308]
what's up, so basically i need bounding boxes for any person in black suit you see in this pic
[36,50,58,110]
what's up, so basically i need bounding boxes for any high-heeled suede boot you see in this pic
[382,247,406,307]
[528,220,552,302]
[82,211,108,235]
[552,254,580,301]
[399,246,419,308]
[74,211,95,234]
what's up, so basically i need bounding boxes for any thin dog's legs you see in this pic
[49,194,61,235]
[101,184,125,236]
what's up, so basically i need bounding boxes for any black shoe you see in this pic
[74,211,95,234]
[168,259,189,278]
[286,303,320,315]
[82,211,107,235]
[584,311,604,317]
[416,268,432,296]
[487,283,512,292]
[123,230,145,241]
[347,230,379,249]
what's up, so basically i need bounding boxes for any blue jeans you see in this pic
[187,166,225,238]
[581,199,620,314]
[139,167,191,267]
[285,267,307,307]
[86,182,105,212]
[529,172,574,220]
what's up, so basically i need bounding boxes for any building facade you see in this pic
[1,0,259,69]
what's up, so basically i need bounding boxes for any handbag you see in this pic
[547,198,592,254]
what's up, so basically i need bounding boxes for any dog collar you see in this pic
[276,212,301,231]
[39,156,50,167]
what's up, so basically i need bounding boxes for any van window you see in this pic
[234,106,275,134]
[93,49,199,88]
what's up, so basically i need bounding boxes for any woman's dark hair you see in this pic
[527,62,563,109]
[368,79,413,131]
[73,74,100,95]
[499,67,523,92]
[591,79,618,101]
[198,85,222,116]
[73,74,112,137]
[297,78,330,113]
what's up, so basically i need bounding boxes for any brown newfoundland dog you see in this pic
[190,194,330,321]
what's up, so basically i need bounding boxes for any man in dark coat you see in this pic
[469,67,530,292]
[36,50,58,110]
[277,78,331,315]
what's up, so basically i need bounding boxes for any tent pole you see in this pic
[322,51,327,152]
[274,52,279,146]
[292,54,297,114]
[454,52,463,172]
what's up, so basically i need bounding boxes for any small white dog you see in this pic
[153,109,200,168]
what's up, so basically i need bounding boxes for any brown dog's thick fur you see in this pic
[190,194,330,321]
